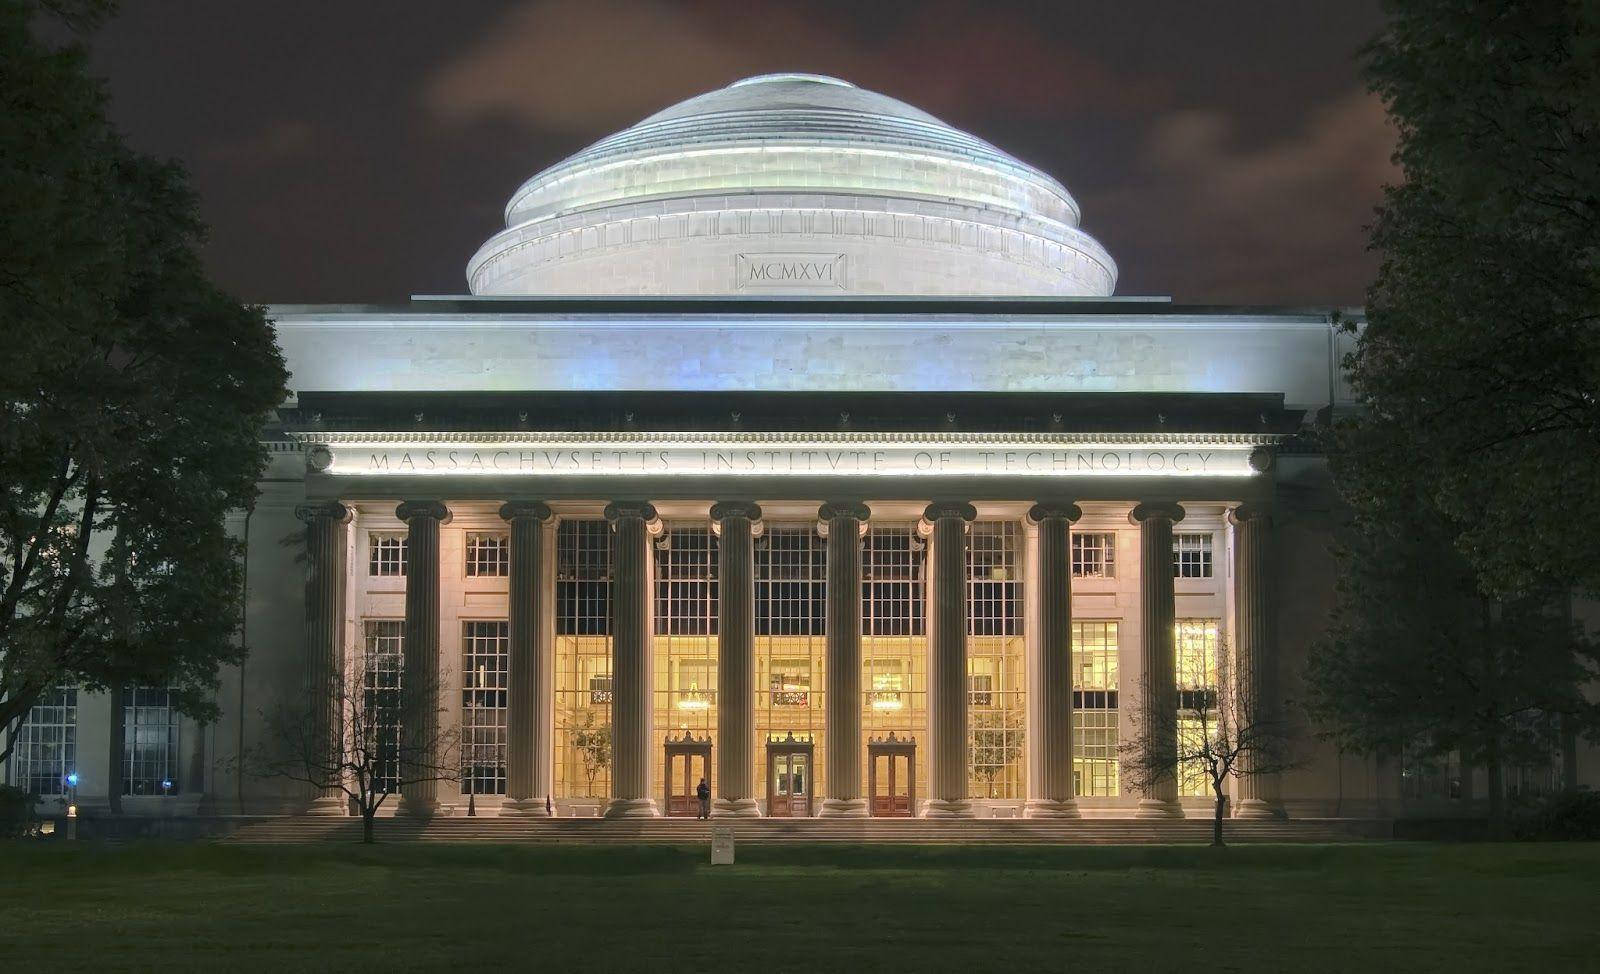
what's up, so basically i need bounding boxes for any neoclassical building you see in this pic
[10,73,1579,820]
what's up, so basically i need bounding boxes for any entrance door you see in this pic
[769,752,810,817]
[666,751,696,817]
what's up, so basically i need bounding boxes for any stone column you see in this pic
[1131,501,1185,819]
[818,501,870,817]
[500,501,554,816]
[1230,504,1287,819]
[396,500,450,818]
[1025,501,1082,818]
[294,501,352,816]
[711,501,763,817]
[923,501,976,818]
[604,501,662,818]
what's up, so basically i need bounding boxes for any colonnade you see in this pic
[294,498,1282,819]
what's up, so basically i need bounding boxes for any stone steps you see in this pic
[223,816,1389,845]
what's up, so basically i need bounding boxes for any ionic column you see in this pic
[500,501,554,816]
[818,501,870,817]
[396,500,451,818]
[1025,501,1083,818]
[712,501,763,817]
[1131,501,1185,819]
[1230,504,1287,819]
[603,501,662,818]
[295,501,352,816]
[923,501,976,818]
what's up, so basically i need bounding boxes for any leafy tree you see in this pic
[968,708,1023,799]
[0,0,288,764]
[1352,0,1600,597]
[567,710,611,798]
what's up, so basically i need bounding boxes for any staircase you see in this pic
[222,815,1389,845]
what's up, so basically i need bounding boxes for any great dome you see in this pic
[466,73,1117,297]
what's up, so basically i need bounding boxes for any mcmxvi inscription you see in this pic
[735,253,847,290]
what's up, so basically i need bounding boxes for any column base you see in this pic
[1134,798,1185,819]
[305,795,348,817]
[713,798,761,818]
[499,797,552,818]
[818,797,868,818]
[396,795,440,819]
[603,797,661,819]
[1233,799,1287,820]
[920,798,974,819]
[1023,798,1082,819]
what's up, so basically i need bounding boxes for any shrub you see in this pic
[1512,789,1600,841]
[0,784,41,838]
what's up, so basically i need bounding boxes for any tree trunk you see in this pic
[1486,733,1505,837]
[107,684,126,814]
[362,810,375,844]
[1212,782,1227,847]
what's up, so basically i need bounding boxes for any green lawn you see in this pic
[0,842,1595,972]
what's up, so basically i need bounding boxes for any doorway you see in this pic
[765,731,815,817]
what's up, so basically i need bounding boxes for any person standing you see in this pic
[696,777,711,819]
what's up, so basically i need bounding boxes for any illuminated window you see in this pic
[8,686,76,795]
[675,658,716,711]
[363,619,404,796]
[369,533,406,577]
[655,528,718,636]
[861,525,927,796]
[555,519,612,798]
[464,533,509,577]
[866,658,905,709]
[769,658,812,707]
[968,521,1024,798]
[1072,621,1119,797]
[1172,533,1213,578]
[1072,532,1116,578]
[863,526,924,637]
[756,527,826,793]
[1175,619,1220,797]
[461,621,508,796]
[122,687,179,796]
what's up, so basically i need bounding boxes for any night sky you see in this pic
[80,0,1392,306]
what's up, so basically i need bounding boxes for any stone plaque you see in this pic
[735,252,846,290]
[711,826,735,865]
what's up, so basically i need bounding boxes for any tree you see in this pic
[968,708,1023,799]
[1306,456,1600,826]
[1122,637,1298,847]
[0,1,288,765]
[254,660,459,843]
[1350,0,1600,597]
[566,710,611,798]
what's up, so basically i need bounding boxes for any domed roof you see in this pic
[467,74,1116,297]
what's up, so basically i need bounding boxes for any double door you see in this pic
[768,750,812,817]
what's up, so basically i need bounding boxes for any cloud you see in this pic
[421,0,1162,134]
[1094,89,1398,302]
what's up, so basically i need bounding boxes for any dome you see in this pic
[466,73,1117,297]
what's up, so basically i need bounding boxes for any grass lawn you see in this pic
[1,841,1596,973]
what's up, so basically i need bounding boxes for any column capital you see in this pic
[295,501,351,525]
[1128,501,1185,526]
[1026,501,1082,525]
[395,500,452,525]
[922,500,977,524]
[604,500,662,535]
[710,500,764,538]
[498,500,554,523]
[1227,503,1272,528]
[818,500,871,522]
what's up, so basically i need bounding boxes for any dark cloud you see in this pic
[81,0,1389,305]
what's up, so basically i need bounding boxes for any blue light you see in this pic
[65,772,79,787]
[161,779,173,791]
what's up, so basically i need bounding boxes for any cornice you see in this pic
[287,430,1287,447]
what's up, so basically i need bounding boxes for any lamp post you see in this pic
[65,772,79,840]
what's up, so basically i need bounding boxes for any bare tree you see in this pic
[1122,635,1297,846]
[565,709,611,799]
[254,657,459,843]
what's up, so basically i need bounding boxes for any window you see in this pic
[866,657,905,710]
[461,621,508,796]
[369,533,406,576]
[756,528,826,637]
[861,524,927,795]
[554,519,613,799]
[1175,619,1220,797]
[122,687,179,796]
[674,658,716,711]
[755,527,826,791]
[966,521,1022,636]
[1072,621,1119,797]
[465,533,509,577]
[363,620,404,796]
[654,528,718,636]
[8,686,76,795]
[769,659,812,707]
[1072,532,1116,578]
[863,526,924,637]
[557,520,611,636]
[1401,747,1462,801]
[1173,533,1214,578]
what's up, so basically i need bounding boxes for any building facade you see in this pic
[8,74,1588,819]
